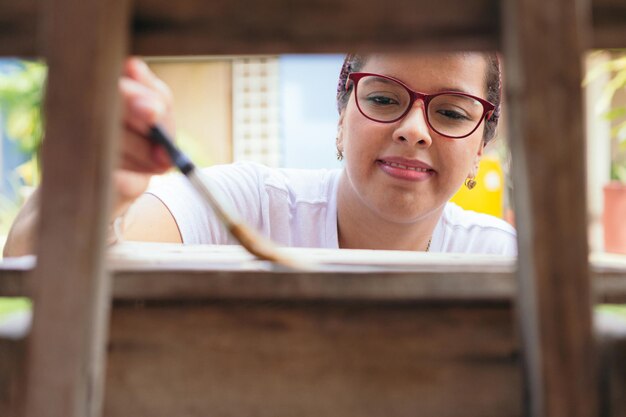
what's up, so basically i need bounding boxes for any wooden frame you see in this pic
[1,0,626,416]
[1,0,626,57]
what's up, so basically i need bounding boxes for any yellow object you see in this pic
[450,155,504,218]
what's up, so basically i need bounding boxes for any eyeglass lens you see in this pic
[355,75,486,138]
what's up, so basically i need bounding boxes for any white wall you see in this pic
[279,55,345,169]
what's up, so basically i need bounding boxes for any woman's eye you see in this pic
[437,109,470,120]
[367,95,398,106]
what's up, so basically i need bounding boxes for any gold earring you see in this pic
[336,149,343,161]
[465,176,477,190]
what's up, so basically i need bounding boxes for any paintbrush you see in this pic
[147,124,313,270]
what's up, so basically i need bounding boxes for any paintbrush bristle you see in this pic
[229,223,314,270]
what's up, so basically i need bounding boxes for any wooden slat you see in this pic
[110,269,515,301]
[2,244,626,301]
[20,0,130,416]
[130,0,500,54]
[2,251,626,301]
[0,257,34,298]
[4,300,626,416]
[592,0,626,48]
[598,334,626,417]
[0,338,24,417]
[1,0,626,57]
[0,0,38,57]
[103,302,520,417]
[503,0,597,416]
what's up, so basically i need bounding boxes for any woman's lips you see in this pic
[376,158,435,181]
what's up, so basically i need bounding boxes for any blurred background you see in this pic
[1,52,625,334]
[0,52,624,255]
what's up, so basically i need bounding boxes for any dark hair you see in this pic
[336,53,501,144]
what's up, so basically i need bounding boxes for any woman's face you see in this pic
[337,53,489,224]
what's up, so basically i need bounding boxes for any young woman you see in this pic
[3,53,516,256]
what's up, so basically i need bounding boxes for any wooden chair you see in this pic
[1,0,626,415]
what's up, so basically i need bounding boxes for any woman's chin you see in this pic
[370,203,439,225]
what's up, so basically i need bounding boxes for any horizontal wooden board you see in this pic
[103,302,521,417]
[0,338,24,417]
[1,246,626,302]
[3,300,626,416]
[1,0,625,57]
[130,0,500,54]
[592,0,626,48]
[0,0,38,57]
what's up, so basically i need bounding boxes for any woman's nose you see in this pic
[392,101,433,147]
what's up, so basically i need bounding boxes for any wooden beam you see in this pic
[4,299,626,416]
[592,0,626,48]
[1,0,625,57]
[20,0,130,416]
[0,0,38,57]
[0,257,34,297]
[598,334,626,417]
[130,0,500,54]
[0,338,25,417]
[104,302,520,417]
[2,249,626,301]
[502,0,597,415]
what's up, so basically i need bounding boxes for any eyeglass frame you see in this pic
[346,72,496,139]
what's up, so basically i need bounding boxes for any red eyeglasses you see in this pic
[347,72,496,139]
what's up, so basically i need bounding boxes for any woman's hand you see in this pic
[3,57,180,257]
[113,57,176,217]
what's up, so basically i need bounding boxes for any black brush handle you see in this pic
[148,125,195,175]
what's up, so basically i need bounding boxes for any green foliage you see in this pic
[597,304,626,321]
[0,60,47,186]
[586,51,626,182]
[0,298,31,322]
[0,189,20,235]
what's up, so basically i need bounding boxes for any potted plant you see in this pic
[587,52,626,254]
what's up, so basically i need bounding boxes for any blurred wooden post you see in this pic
[21,0,130,416]
[503,0,597,416]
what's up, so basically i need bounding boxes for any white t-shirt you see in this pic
[147,161,517,255]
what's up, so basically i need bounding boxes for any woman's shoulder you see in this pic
[219,162,342,203]
[436,202,517,255]
[441,202,516,235]
[203,161,340,186]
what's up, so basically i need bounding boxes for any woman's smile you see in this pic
[376,157,436,181]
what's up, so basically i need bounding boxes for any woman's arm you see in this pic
[3,58,183,257]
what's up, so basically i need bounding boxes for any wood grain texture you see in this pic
[0,338,25,417]
[2,251,626,301]
[3,301,626,416]
[598,333,626,417]
[20,0,130,416]
[592,0,626,48]
[79,302,626,416]
[0,0,497,56]
[502,0,597,416]
[2,0,626,57]
[130,0,500,54]
[104,301,521,417]
[0,0,38,57]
